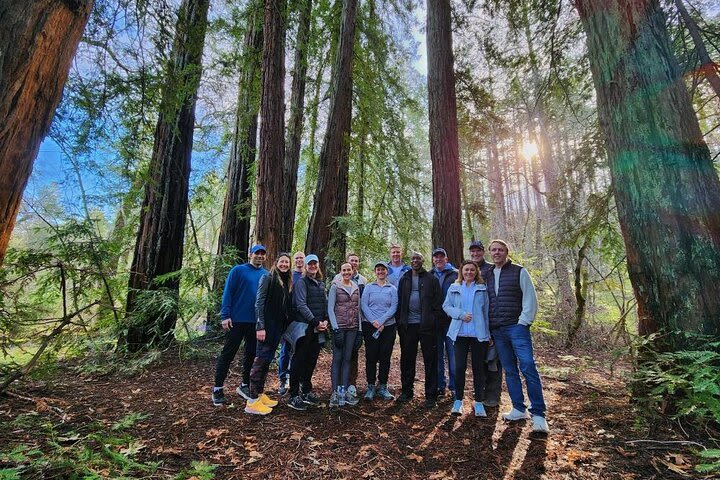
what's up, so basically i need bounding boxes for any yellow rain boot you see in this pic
[245,398,272,415]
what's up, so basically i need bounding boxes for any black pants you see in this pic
[484,357,503,404]
[249,335,282,399]
[214,323,257,388]
[363,323,396,385]
[453,336,489,401]
[398,324,438,399]
[289,332,321,397]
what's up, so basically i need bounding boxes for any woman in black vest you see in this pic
[246,253,293,415]
[288,254,329,411]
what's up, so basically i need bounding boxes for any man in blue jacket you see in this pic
[212,245,268,406]
[431,247,458,397]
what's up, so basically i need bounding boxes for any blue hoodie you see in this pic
[220,263,268,323]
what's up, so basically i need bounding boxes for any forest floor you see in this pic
[0,341,711,479]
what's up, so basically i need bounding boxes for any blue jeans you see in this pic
[492,323,546,417]
[437,332,456,392]
[278,339,291,383]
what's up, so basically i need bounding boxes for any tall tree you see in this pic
[254,0,287,262]
[280,0,313,252]
[426,0,463,266]
[124,0,210,351]
[0,0,93,267]
[672,0,720,99]
[305,0,358,267]
[575,0,720,348]
[215,1,263,268]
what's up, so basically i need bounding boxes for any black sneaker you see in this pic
[302,391,320,406]
[278,380,289,396]
[212,388,228,406]
[236,384,251,400]
[288,395,307,411]
[396,392,413,403]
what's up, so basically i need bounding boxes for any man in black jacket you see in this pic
[396,252,444,408]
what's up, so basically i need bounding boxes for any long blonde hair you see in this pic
[455,260,484,284]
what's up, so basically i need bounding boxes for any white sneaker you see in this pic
[532,415,549,433]
[450,400,463,415]
[473,401,487,417]
[502,408,530,421]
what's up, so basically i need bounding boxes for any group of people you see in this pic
[211,240,549,434]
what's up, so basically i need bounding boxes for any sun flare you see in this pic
[521,141,539,160]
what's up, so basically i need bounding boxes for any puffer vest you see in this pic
[333,285,359,330]
[487,261,524,329]
[299,276,327,323]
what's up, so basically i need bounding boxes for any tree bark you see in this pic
[305,0,358,268]
[488,129,508,238]
[280,0,313,252]
[124,0,210,351]
[254,0,287,263]
[0,0,93,267]
[426,0,464,267]
[576,0,720,348]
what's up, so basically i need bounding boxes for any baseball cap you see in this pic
[431,247,447,257]
[250,244,267,254]
[469,240,484,250]
[305,254,319,263]
[374,261,388,269]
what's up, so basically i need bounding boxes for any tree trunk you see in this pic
[576,0,720,348]
[0,0,93,267]
[305,0,358,269]
[209,2,263,333]
[426,0,463,267]
[673,0,720,99]
[488,129,508,238]
[124,0,210,351]
[280,0,312,252]
[254,0,287,263]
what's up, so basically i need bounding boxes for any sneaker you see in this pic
[502,408,530,421]
[424,398,437,409]
[376,384,395,401]
[288,395,307,411]
[451,400,463,415]
[483,399,500,407]
[329,391,340,408]
[345,386,359,406]
[302,391,320,406]
[236,384,251,400]
[532,415,550,433]
[258,393,278,408]
[338,387,346,407]
[245,398,272,415]
[278,380,289,396]
[474,401,487,417]
[364,385,376,401]
[212,388,228,406]
[396,392,413,403]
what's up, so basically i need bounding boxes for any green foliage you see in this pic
[696,449,720,474]
[0,411,159,479]
[175,461,216,480]
[633,335,720,425]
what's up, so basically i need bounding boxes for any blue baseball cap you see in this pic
[250,244,267,254]
[305,254,319,264]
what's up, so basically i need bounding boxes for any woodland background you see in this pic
[1,0,720,478]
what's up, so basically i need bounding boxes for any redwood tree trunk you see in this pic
[280,0,312,252]
[124,0,210,351]
[576,0,720,347]
[426,0,463,267]
[305,0,358,268]
[254,0,287,263]
[209,1,263,332]
[673,0,720,99]
[0,0,93,267]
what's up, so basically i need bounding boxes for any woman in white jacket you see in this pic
[442,260,491,417]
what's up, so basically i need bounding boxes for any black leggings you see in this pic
[331,330,359,390]
[363,323,396,385]
[453,336,489,401]
[289,332,321,397]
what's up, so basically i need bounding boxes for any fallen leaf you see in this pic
[172,418,188,426]
[462,438,471,446]
[290,431,303,441]
[206,428,228,438]
[406,453,423,463]
[120,440,146,456]
[429,472,449,479]
[379,432,389,439]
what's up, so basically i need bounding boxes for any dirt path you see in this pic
[0,344,699,479]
